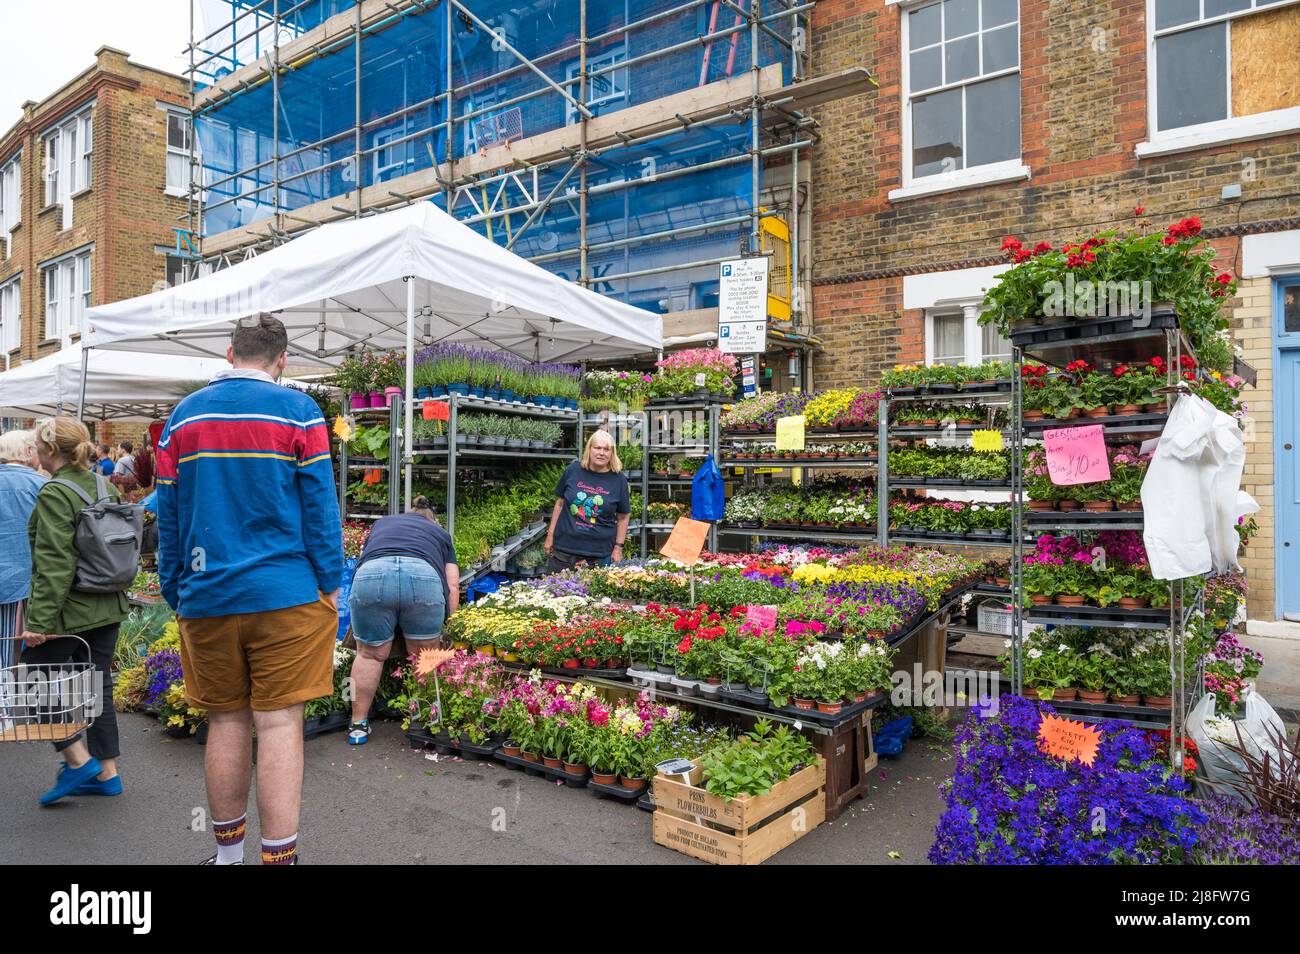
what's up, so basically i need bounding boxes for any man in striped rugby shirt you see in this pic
[156,314,342,866]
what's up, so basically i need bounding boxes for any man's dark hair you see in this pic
[97,444,110,455]
[119,441,134,454]
[232,313,289,364]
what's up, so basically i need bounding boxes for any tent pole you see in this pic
[76,347,90,421]
[404,275,415,511]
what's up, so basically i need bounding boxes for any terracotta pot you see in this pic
[816,700,843,715]
[563,761,588,777]
[582,658,599,668]
[1023,410,1045,421]
[1118,597,1150,609]
[793,697,815,710]
[1028,500,1056,511]
[922,419,939,428]
[705,676,722,685]
[1112,404,1141,416]
[866,629,886,640]
[1112,694,1142,706]
[542,755,563,769]
[1145,694,1173,709]
[1055,687,1079,702]
[1056,595,1086,606]
[1057,500,1081,511]
[855,691,869,703]
[1078,689,1107,704]
[591,770,617,785]
[502,742,521,757]
[994,577,1010,587]
[1066,408,1083,419]
[619,775,647,791]
[1083,500,1114,512]
[521,750,541,763]
[1021,685,1039,698]
[560,659,580,670]
[1118,501,1143,512]
[1151,401,1169,414]
[1029,594,1053,606]
[1083,407,1110,418]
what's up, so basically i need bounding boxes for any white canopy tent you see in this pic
[82,201,663,503]
[0,342,229,422]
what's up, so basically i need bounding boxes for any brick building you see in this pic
[0,47,191,441]
[808,0,1300,623]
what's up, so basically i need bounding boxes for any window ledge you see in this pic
[1137,108,1300,159]
[37,203,61,217]
[69,186,92,200]
[164,187,188,199]
[889,163,1031,203]
[38,338,61,348]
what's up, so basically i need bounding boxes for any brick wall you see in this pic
[0,48,187,368]
[1234,276,1276,621]
[808,0,1300,386]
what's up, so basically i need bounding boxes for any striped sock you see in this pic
[261,833,298,865]
[212,815,247,865]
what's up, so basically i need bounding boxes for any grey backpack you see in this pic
[48,474,144,593]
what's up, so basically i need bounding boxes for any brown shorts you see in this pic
[178,594,337,712]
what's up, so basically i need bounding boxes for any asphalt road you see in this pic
[0,712,952,865]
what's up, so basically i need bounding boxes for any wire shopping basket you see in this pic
[0,635,99,744]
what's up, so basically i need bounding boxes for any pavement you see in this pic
[0,712,953,865]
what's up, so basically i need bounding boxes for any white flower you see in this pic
[1027,648,1042,659]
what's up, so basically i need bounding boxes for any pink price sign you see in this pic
[1043,424,1111,486]
[744,605,778,634]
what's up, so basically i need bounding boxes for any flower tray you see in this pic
[636,791,656,813]
[587,778,644,803]
[493,749,575,783]
[304,710,350,741]
[772,693,884,728]
[405,729,502,760]
[1022,411,1168,432]
[717,687,770,708]
[1024,509,1144,526]
[1025,603,1173,627]
[1007,308,1179,349]
[539,663,629,680]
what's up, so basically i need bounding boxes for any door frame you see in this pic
[1272,275,1300,620]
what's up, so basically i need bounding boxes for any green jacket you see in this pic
[26,465,130,635]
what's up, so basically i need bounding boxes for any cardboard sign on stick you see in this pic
[660,517,711,566]
[1037,714,1102,766]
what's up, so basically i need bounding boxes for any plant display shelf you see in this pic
[721,456,878,468]
[722,428,879,441]
[647,443,710,453]
[890,426,1010,439]
[887,478,1013,490]
[1026,696,1182,730]
[1021,411,1169,437]
[1008,313,1202,758]
[888,532,1015,548]
[411,447,579,461]
[458,523,551,591]
[717,525,880,544]
[1023,510,1146,531]
[884,381,1012,402]
[412,395,579,420]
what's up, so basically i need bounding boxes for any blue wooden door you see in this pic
[1276,279,1300,620]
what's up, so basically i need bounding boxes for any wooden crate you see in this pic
[652,759,826,865]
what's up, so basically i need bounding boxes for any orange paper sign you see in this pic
[1037,713,1102,766]
[363,468,383,485]
[422,400,450,421]
[659,517,711,567]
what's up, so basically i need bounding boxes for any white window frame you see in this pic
[41,246,91,344]
[894,0,1028,201]
[163,106,194,198]
[565,47,629,125]
[1140,0,1300,157]
[42,103,94,229]
[371,120,413,184]
[0,275,20,353]
[0,152,21,249]
[925,302,1009,366]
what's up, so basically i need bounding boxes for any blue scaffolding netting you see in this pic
[194,0,796,312]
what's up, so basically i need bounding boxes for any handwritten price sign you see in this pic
[1037,714,1102,766]
[1043,424,1111,487]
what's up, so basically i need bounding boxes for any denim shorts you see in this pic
[348,556,447,645]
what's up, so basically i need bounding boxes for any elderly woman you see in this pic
[20,418,130,805]
[0,430,45,673]
[543,429,631,573]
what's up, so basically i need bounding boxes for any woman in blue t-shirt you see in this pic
[544,429,630,573]
[346,496,459,745]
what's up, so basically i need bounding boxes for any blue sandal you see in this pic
[347,720,371,745]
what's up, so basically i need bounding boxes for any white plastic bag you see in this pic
[1188,690,1289,795]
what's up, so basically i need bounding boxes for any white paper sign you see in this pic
[718,257,768,354]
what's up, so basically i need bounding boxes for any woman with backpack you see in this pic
[20,418,131,805]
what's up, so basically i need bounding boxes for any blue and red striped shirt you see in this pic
[155,372,342,618]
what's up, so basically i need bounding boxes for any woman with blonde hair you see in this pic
[0,430,46,673]
[20,417,130,805]
[544,428,630,573]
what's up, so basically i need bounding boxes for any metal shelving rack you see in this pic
[644,400,721,552]
[1007,312,1205,764]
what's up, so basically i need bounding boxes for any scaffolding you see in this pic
[184,0,871,331]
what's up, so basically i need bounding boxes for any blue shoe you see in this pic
[347,720,371,745]
[72,774,122,797]
[40,758,102,806]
